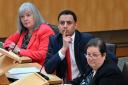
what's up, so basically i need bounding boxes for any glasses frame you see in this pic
[84,53,101,59]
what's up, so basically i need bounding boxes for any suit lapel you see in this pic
[74,31,82,71]
[56,34,63,51]
[74,31,87,74]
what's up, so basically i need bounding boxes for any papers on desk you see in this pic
[8,67,40,74]
[6,67,40,79]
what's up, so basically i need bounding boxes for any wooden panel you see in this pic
[0,0,128,38]
[42,0,128,32]
[116,47,128,57]
[0,0,16,38]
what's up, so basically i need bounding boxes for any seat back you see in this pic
[122,61,128,85]
[106,43,117,55]
[106,43,118,64]
[47,23,59,34]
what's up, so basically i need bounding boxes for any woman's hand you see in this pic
[12,45,20,54]
[8,42,20,54]
[8,42,16,51]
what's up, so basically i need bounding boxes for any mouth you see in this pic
[62,30,69,35]
[25,22,29,25]
[24,21,30,24]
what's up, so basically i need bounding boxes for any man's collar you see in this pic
[71,32,75,43]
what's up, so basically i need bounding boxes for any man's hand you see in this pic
[60,30,72,55]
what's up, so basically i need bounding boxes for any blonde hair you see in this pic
[17,2,45,33]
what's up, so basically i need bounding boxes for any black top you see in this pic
[71,57,124,85]
[21,31,31,49]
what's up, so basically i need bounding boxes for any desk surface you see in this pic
[9,63,62,84]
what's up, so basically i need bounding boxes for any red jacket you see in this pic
[4,24,54,65]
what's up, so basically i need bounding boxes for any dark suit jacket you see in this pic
[44,30,94,80]
[71,57,124,85]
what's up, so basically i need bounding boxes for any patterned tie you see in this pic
[66,48,72,81]
[80,71,93,85]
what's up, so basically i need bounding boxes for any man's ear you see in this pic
[75,23,77,30]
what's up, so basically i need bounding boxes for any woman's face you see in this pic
[20,10,35,30]
[86,46,106,70]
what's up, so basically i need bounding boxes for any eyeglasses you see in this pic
[85,53,101,59]
[59,21,74,25]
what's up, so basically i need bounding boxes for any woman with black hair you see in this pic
[71,38,124,85]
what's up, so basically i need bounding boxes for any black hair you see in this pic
[58,10,77,22]
[85,38,107,55]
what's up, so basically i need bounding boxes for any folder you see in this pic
[0,48,21,63]
[0,47,22,85]
[10,73,49,85]
[0,48,22,76]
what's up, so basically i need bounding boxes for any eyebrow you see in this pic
[87,52,101,54]
[59,20,73,22]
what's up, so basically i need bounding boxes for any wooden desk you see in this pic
[0,48,32,64]
[8,63,62,85]
[20,56,32,63]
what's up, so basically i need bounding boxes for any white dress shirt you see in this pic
[59,33,80,80]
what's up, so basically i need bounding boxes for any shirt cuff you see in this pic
[58,50,65,60]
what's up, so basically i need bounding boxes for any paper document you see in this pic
[7,73,33,79]
[8,67,40,74]
[6,67,40,79]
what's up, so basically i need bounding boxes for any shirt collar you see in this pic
[71,32,75,44]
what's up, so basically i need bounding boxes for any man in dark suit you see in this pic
[44,10,94,83]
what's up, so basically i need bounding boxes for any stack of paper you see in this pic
[6,67,40,79]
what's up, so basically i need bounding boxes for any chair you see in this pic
[106,43,117,55]
[106,43,118,64]
[47,23,59,34]
[122,61,128,85]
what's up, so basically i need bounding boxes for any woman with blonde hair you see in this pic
[3,2,54,65]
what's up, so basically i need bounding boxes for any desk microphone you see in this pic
[37,66,49,80]
[11,29,23,52]
[8,28,31,52]
[37,72,49,80]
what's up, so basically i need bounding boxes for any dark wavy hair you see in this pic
[85,38,107,56]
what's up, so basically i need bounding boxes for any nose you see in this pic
[24,16,28,21]
[22,15,28,21]
[63,22,68,28]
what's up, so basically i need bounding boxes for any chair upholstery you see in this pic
[106,43,117,55]
[122,61,128,85]
[106,43,118,64]
[47,24,59,34]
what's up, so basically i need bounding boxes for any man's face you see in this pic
[58,15,77,36]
